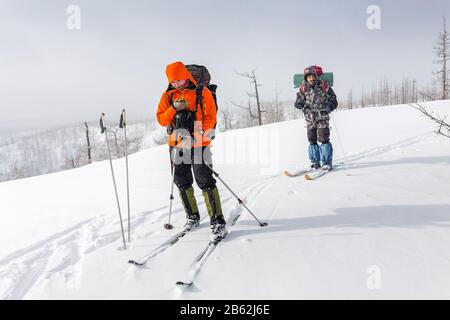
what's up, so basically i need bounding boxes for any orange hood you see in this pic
[165,61,196,85]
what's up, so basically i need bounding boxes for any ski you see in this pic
[283,167,314,177]
[304,169,329,180]
[175,212,240,287]
[128,226,195,266]
[175,232,228,287]
[304,164,341,181]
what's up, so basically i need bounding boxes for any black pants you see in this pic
[305,110,330,144]
[169,146,217,191]
[307,127,330,144]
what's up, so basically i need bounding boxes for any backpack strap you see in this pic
[300,83,306,95]
[195,85,204,113]
[320,80,330,94]
[168,92,174,107]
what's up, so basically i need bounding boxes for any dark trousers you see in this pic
[307,127,330,144]
[169,146,217,191]
[305,110,331,144]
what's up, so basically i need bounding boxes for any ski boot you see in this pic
[184,214,200,231]
[322,163,333,171]
[311,162,321,170]
[202,186,227,242]
[210,216,227,243]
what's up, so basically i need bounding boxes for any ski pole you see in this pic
[119,109,131,242]
[164,133,179,230]
[205,164,268,227]
[330,114,350,174]
[100,113,127,250]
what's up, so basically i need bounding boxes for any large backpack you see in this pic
[167,65,218,137]
[185,64,218,129]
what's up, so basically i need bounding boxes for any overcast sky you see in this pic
[1,0,450,133]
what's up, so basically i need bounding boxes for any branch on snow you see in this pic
[409,103,450,138]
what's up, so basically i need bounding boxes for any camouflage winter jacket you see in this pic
[295,79,338,113]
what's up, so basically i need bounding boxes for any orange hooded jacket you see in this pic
[156,61,217,148]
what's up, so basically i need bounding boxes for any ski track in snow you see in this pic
[0,176,268,299]
[0,204,174,299]
[175,176,277,296]
[341,133,434,166]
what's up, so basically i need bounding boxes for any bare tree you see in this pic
[361,87,365,108]
[347,89,353,109]
[237,70,265,125]
[356,76,422,108]
[260,83,285,124]
[419,89,436,102]
[219,103,233,131]
[109,128,120,158]
[10,162,24,180]
[401,74,407,104]
[273,82,284,122]
[409,103,450,138]
[412,79,418,102]
[434,16,450,100]
[126,135,143,154]
[231,100,260,127]
[84,122,92,163]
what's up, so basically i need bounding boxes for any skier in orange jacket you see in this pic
[156,61,226,241]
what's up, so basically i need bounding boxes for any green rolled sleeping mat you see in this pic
[293,72,334,88]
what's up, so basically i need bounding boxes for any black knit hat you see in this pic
[304,66,317,81]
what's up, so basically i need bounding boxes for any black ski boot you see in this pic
[202,186,227,242]
[311,162,321,170]
[210,216,227,243]
[184,214,200,231]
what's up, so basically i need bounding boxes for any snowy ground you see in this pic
[1,101,450,300]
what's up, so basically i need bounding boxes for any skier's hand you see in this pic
[295,93,305,109]
[173,99,188,111]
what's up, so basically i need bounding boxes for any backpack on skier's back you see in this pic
[186,64,218,129]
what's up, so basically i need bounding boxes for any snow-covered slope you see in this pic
[1,101,450,299]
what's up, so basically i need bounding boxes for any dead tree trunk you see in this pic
[84,122,92,163]
[111,129,120,158]
[434,17,450,100]
[237,70,265,126]
[231,100,260,127]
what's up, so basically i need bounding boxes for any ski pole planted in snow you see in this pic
[119,109,131,242]
[164,134,179,230]
[164,158,176,230]
[100,113,127,250]
[206,164,268,227]
[331,114,350,174]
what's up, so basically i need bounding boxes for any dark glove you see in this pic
[173,99,188,111]
[325,102,334,113]
[294,93,305,109]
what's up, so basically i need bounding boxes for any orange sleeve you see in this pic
[156,92,176,126]
[200,88,217,131]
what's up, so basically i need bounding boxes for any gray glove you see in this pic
[173,99,187,111]
[325,102,334,113]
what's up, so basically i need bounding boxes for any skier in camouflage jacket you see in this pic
[294,66,338,170]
